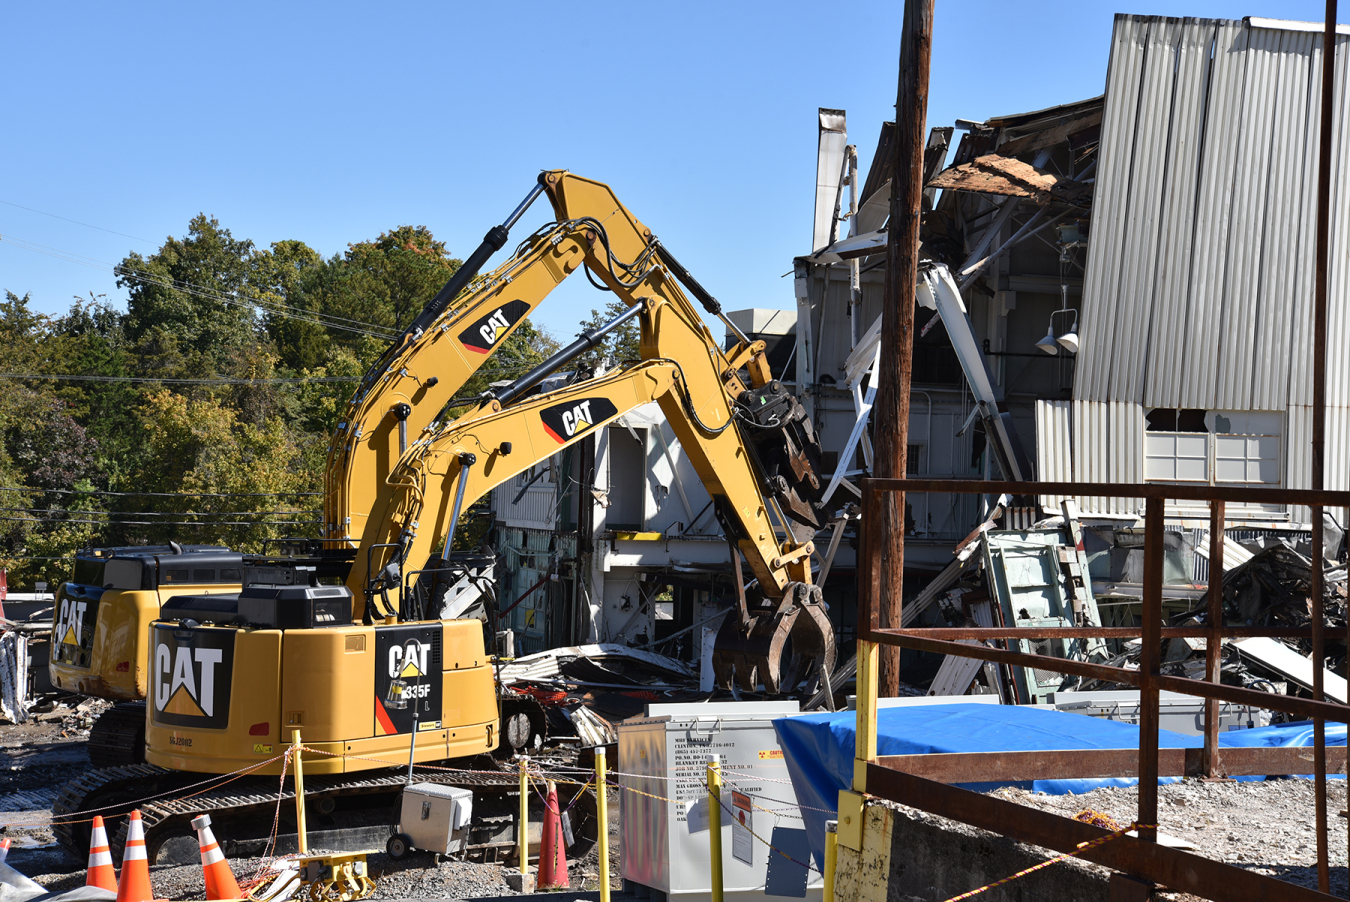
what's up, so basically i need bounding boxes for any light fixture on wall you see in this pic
[1035,281,1079,355]
[1036,325,1060,355]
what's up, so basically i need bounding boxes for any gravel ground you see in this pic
[994,777,1350,898]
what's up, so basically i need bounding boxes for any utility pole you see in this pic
[873,0,934,696]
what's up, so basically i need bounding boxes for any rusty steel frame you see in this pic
[857,477,1350,901]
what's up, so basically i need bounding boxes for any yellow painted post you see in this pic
[291,729,308,854]
[595,747,610,902]
[853,640,879,792]
[517,756,530,878]
[707,754,723,902]
[823,819,838,902]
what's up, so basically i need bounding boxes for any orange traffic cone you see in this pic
[86,815,118,892]
[115,810,154,902]
[191,814,241,901]
[537,780,569,889]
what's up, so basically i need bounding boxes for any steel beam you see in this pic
[865,764,1339,902]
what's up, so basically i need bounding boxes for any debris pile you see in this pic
[498,643,699,749]
[1221,542,1347,633]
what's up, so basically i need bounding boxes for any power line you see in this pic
[0,486,320,498]
[0,198,154,244]
[1,506,317,517]
[0,514,318,527]
[0,360,541,387]
[0,372,359,385]
[0,233,400,340]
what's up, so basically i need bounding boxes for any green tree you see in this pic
[135,390,315,549]
[573,297,641,370]
[118,215,266,379]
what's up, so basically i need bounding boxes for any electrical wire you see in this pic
[0,198,154,243]
[0,233,398,339]
[0,372,358,385]
[0,486,318,497]
[0,514,317,526]
[0,506,317,517]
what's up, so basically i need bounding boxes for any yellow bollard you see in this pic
[595,747,610,902]
[518,756,530,878]
[823,819,838,902]
[291,729,308,855]
[707,754,723,902]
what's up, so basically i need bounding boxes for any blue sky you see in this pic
[0,1,1340,343]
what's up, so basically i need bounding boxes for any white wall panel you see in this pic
[1076,15,1151,402]
[1144,21,1219,409]
[1035,399,1073,510]
[1215,26,1284,410]
[1177,21,1249,410]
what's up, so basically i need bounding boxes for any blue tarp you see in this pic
[773,703,1347,870]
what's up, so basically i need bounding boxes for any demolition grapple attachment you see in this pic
[711,552,836,695]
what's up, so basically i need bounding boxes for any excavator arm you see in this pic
[326,177,662,549]
[352,173,837,692]
[347,360,680,618]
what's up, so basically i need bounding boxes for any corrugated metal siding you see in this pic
[1072,400,1144,515]
[1068,17,1350,516]
[1177,21,1249,410]
[1078,17,1349,412]
[1286,404,1350,525]
[1325,38,1350,406]
[493,467,558,529]
[1076,15,1151,401]
[1143,20,1218,409]
[1035,399,1073,510]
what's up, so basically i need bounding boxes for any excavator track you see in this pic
[86,702,147,769]
[54,761,597,866]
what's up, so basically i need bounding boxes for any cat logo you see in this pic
[389,638,430,679]
[150,625,235,729]
[56,599,88,648]
[540,397,619,444]
[53,593,96,666]
[458,300,529,354]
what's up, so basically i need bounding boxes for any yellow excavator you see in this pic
[50,173,697,764]
[52,171,835,863]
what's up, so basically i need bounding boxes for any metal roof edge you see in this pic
[1246,16,1350,36]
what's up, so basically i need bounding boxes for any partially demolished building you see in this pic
[488,14,1350,701]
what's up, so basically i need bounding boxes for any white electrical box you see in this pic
[618,701,822,902]
[399,783,474,855]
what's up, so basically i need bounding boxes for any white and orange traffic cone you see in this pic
[537,780,569,889]
[191,814,241,901]
[86,815,118,892]
[115,810,154,902]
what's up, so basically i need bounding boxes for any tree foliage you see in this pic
[0,217,557,586]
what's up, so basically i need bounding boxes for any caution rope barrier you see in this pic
[14,753,290,829]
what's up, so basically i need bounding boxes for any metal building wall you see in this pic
[1077,16,1349,412]
[1070,16,1350,517]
